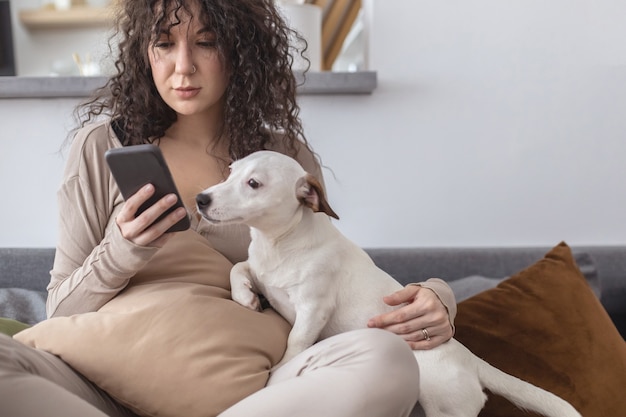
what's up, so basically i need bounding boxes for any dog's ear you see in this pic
[296,174,339,219]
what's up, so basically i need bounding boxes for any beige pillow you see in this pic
[15,232,290,417]
[16,285,290,417]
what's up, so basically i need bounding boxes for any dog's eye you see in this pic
[247,179,261,189]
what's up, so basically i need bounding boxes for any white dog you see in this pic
[196,150,581,417]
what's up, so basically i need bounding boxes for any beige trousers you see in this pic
[0,328,420,417]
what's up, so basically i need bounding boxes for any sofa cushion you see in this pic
[454,241,626,417]
[0,288,47,324]
[0,317,30,336]
[448,275,504,302]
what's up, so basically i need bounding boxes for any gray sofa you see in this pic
[367,245,626,339]
[1,245,624,335]
[1,244,625,417]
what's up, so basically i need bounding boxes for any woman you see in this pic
[1,1,456,416]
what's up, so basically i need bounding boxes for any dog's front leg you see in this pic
[275,304,333,369]
[230,261,262,311]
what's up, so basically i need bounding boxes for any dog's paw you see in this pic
[231,281,262,311]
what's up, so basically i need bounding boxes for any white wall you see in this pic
[1,0,625,248]
[303,0,626,248]
[0,98,71,246]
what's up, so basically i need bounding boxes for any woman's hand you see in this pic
[115,184,188,247]
[367,285,453,350]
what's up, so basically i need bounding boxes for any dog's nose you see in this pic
[195,193,212,209]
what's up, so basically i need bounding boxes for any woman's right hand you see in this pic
[115,184,188,247]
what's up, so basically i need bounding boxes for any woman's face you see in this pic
[148,1,230,119]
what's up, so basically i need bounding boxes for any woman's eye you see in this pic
[247,179,261,189]
[197,40,217,48]
[154,41,172,49]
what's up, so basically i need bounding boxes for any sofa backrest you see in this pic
[0,248,55,292]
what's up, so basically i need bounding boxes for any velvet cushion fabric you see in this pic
[0,317,30,336]
[455,242,626,417]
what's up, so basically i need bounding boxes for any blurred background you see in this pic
[1,0,625,249]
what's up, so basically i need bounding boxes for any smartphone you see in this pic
[105,144,190,233]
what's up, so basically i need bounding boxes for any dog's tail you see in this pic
[476,356,582,417]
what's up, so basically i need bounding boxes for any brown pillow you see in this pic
[454,241,626,417]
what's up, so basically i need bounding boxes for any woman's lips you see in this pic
[175,87,200,99]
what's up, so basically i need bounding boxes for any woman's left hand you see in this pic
[367,285,453,350]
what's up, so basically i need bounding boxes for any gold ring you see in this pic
[422,328,431,341]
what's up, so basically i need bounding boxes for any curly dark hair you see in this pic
[72,0,312,160]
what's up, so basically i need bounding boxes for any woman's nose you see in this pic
[175,44,195,75]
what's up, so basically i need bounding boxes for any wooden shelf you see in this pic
[19,6,113,29]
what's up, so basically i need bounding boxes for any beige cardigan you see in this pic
[47,119,456,321]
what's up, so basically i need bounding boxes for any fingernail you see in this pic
[144,184,154,193]
[166,194,177,204]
